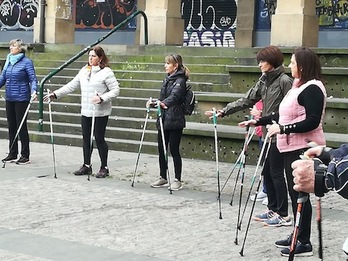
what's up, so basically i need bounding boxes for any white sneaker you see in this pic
[262,197,268,205]
[250,191,267,202]
[150,177,168,188]
[168,178,183,191]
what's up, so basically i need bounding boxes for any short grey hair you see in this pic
[9,38,27,53]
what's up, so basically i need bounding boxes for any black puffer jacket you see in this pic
[156,69,187,130]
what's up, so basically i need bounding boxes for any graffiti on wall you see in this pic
[181,0,237,47]
[256,0,348,30]
[316,0,348,28]
[75,0,137,29]
[0,0,38,30]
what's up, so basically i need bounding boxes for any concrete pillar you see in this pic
[271,0,318,47]
[134,0,146,45]
[34,0,75,44]
[138,0,184,45]
[235,0,255,48]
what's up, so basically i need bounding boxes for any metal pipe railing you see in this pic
[38,10,148,131]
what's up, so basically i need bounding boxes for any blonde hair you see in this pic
[165,53,190,79]
[9,39,27,53]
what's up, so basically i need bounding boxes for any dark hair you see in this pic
[293,47,322,86]
[89,45,109,69]
[256,45,284,68]
[165,53,190,78]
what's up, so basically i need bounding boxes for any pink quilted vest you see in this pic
[277,79,326,153]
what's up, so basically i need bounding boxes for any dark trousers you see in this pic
[6,101,30,158]
[262,142,288,217]
[158,129,183,181]
[283,148,312,244]
[81,115,109,168]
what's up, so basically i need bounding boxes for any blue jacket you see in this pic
[0,56,37,102]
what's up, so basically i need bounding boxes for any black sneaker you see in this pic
[95,167,109,178]
[275,234,292,248]
[73,164,92,175]
[16,156,30,165]
[2,155,17,163]
[280,241,313,257]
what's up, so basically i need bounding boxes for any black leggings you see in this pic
[6,101,30,158]
[81,115,109,168]
[262,142,288,217]
[283,148,312,244]
[158,129,183,181]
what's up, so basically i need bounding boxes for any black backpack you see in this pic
[183,84,196,115]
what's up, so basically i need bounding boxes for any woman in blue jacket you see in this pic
[0,39,37,164]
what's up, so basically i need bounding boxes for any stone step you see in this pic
[34,61,229,74]
[227,65,348,98]
[34,69,229,84]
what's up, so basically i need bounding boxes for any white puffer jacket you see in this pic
[54,65,120,117]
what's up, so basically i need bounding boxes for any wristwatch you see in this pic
[313,158,328,197]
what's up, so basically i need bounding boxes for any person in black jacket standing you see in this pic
[148,53,190,191]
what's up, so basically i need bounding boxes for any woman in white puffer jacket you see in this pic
[46,45,120,178]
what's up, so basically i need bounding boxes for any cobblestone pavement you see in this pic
[0,140,347,261]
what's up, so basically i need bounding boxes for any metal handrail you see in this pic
[38,10,148,131]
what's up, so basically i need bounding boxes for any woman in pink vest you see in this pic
[240,47,327,257]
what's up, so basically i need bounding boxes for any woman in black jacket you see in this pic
[148,53,190,191]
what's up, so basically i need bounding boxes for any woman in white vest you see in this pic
[240,47,327,257]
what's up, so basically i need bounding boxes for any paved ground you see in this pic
[0,139,347,261]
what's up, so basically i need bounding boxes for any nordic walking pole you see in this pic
[238,131,271,230]
[220,129,255,194]
[131,97,152,187]
[301,141,326,260]
[2,93,36,168]
[157,101,172,194]
[230,124,255,206]
[288,192,308,261]
[212,108,222,219]
[47,89,57,179]
[305,142,324,260]
[317,196,323,260]
[234,115,251,245]
[288,153,309,260]
[87,91,97,181]
[239,137,271,256]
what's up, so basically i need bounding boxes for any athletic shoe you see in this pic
[275,234,292,248]
[263,214,292,227]
[254,210,275,221]
[96,167,109,178]
[168,178,183,191]
[262,197,268,205]
[16,156,30,165]
[2,154,17,163]
[73,164,92,176]
[280,241,313,257]
[250,191,267,202]
[150,177,168,188]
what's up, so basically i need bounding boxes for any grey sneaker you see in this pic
[168,178,183,191]
[254,210,275,221]
[263,214,292,227]
[150,177,168,188]
[250,191,267,202]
